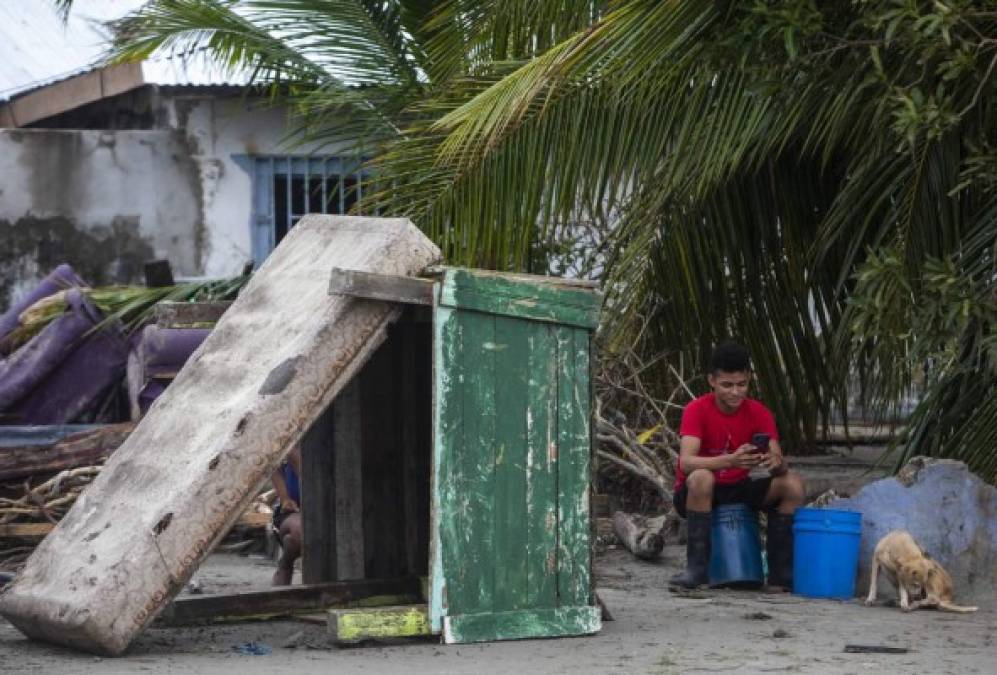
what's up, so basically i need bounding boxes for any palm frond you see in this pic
[8,275,252,349]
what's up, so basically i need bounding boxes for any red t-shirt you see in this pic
[675,393,779,489]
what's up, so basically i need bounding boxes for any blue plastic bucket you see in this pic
[708,504,764,588]
[793,507,862,599]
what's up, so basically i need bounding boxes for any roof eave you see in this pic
[0,61,144,128]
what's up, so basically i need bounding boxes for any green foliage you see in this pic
[7,275,251,348]
[95,0,996,478]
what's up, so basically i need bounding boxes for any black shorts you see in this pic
[673,476,773,518]
[272,506,298,530]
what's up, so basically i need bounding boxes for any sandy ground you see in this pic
[1,544,993,675]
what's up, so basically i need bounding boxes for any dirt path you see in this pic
[1,547,993,674]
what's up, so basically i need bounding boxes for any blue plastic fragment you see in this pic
[232,641,272,656]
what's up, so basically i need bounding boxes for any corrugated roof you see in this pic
[0,0,247,103]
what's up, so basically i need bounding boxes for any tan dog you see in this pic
[865,530,977,613]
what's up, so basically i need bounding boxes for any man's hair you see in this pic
[711,341,751,373]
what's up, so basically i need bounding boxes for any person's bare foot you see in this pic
[272,566,293,586]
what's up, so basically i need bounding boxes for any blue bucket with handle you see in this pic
[708,503,764,588]
[793,507,862,599]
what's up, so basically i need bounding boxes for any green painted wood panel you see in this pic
[432,271,600,643]
[443,606,601,644]
[492,317,531,612]
[440,268,600,329]
[428,306,457,634]
[457,311,497,614]
[556,327,592,607]
[526,321,559,610]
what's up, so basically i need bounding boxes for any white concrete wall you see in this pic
[0,91,353,309]
[0,128,202,306]
[166,94,348,278]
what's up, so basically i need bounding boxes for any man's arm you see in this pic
[271,467,297,512]
[678,435,763,473]
[762,438,788,476]
[288,444,303,477]
[271,447,301,513]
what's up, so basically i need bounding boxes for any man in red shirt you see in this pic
[669,342,805,590]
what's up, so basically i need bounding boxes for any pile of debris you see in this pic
[0,263,249,425]
[0,263,267,575]
[0,423,275,573]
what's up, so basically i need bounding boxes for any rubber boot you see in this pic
[669,510,712,589]
[766,512,795,590]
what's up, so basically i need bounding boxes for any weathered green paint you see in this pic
[432,271,600,643]
[458,311,497,614]
[429,305,458,633]
[556,327,592,607]
[493,318,531,612]
[443,606,601,644]
[440,268,600,329]
[526,321,559,609]
[329,605,431,643]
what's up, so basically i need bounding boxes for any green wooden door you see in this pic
[430,269,602,643]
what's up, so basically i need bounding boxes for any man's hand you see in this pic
[762,449,788,476]
[727,444,766,469]
[281,498,299,514]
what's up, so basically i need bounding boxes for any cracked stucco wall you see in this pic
[0,91,347,312]
[0,128,201,311]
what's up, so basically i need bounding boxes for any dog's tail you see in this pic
[938,601,978,613]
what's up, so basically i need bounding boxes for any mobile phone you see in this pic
[751,433,770,453]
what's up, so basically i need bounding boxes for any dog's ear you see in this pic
[926,565,937,578]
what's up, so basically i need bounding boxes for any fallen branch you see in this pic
[593,335,694,511]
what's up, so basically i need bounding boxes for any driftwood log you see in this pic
[0,424,133,482]
[612,512,668,560]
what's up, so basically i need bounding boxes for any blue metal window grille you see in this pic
[251,156,367,266]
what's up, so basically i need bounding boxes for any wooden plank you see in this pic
[233,512,271,529]
[0,423,133,481]
[0,425,104,448]
[8,63,143,127]
[0,523,55,538]
[301,400,337,584]
[443,606,600,644]
[434,307,469,622]
[297,593,417,625]
[440,269,601,329]
[154,301,231,327]
[328,604,432,644]
[556,328,592,607]
[159,577,421,625]
[0,216,441,656]
[333,379,365,580]
[526,323,559,609]
[2,512,272,540]
[429,305,459,633]
[329,268,436,306]
[455,311,497,615]
[492,316,530,612]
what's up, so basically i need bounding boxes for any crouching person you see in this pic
[271,445,303,586]
[669,342,805,591]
